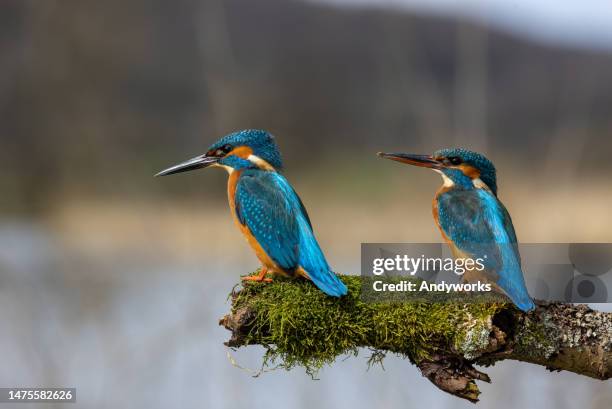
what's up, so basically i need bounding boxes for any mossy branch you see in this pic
[219,275,612,403]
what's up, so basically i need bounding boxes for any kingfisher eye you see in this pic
[213,144,233,157]
[448,156,462,165]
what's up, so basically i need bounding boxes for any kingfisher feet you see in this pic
[241,268,273,283]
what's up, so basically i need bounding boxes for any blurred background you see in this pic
[1,0,611,408]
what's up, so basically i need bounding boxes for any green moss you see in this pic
[232,274,509,375]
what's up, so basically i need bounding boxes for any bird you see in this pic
[378,148,535,311]
[155,129,348,297]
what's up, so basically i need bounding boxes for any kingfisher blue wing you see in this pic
[436,188,535,311]
[235,170,347,297]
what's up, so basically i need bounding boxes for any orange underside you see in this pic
[432,185,453,248]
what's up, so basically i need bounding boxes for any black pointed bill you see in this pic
[377,152,442,169]
[155,155,220,177]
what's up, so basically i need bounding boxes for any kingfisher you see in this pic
[378,148,535,312]
[155,129,347,297]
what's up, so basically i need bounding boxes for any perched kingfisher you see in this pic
[378,148,535,311]
[156,129,347,297]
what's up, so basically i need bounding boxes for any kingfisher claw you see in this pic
[242,275,273,283]
[241,269,273,283]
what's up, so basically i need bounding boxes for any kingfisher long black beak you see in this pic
[377,152,442,169]
[155,154,220,177]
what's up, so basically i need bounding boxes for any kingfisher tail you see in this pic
[498,272,535,312]
[507,290,535,312]
[297,216,347,297]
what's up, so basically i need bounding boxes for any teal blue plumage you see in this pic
[235,170,348,297]
[378,147,535,312]
[437,186,535,311]
[435,152,534,312]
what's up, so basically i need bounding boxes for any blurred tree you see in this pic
[1,0,612,214]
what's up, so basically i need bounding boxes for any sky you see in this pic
[314,0,612,51]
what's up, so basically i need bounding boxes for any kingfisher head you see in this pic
[378,148,497,195]
[156,129,283,176]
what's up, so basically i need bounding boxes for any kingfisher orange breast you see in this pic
[433,185,454,247]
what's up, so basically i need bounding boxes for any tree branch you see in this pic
[219,275,611,403]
